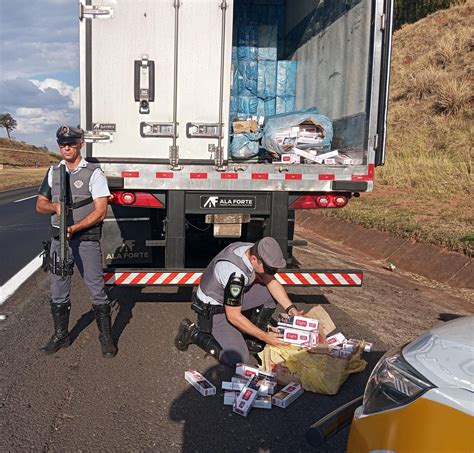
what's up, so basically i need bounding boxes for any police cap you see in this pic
[256,237,286,270]
[56,125,83,144]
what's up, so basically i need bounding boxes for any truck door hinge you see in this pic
[84,130,114,143]
[373,134,379,150]
[209,144,226,171]
[79,4,114,20]
[380,14,386,31]
[169,145,181,170]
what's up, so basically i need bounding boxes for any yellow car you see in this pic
[306,317,474,452]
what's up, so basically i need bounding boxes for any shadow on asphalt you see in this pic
[168,351,385,452]
[69,309,95,344]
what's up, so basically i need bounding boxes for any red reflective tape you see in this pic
[326,273,340,285]
[252,173,269,180]
[278,273,294,285]
[163,272,179,284]
[122,171,139,178]
[115,273,130,285]
[221,173,238,179]
[104,272,114,283]
[294,272,310,285]
[147,273,162,285]
[156,172,174,179]
[179,273,194,284]
[310,273,326,285]
[131,272,147,285]
[190,173,208,179]
[352,164,375,181]
[319,174,335,181]
[285,174,302,180]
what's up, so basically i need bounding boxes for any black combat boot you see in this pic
[175,318,222,359]
[92,303,117,358]
[244,306,276,354]
[41,302,71,354]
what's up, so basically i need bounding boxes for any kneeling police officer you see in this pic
[36,125,117,358]
[175,237,303,366]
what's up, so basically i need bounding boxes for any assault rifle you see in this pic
[51,163,74,278]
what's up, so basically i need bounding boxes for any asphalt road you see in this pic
[1,226,472,452]
[0,186,49,285]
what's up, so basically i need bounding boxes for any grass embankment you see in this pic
[326,1,473,256]
[0,138,60,191]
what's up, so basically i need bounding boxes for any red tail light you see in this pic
[109,191,164,208]
[290,194,349,209]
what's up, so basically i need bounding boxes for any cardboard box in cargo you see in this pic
[233,120,258,134]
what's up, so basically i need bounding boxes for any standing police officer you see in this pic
[175,237,304,366]
[36,125,117,358]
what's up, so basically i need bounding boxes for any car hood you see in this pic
[403,316,474,391]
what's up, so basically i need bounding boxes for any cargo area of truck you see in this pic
[228,0,373,167]
[82,0,382,170]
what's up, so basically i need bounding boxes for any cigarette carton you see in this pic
[254,395,272,410]
[278,314,320,332]
[235,364,277,383]
[223,390,239,406]
[279,153,299,164]
[255,378,277,395]
[327,332,346,348]
[278,327,319,348]
[184,371,216,397]
[224,392,272,409]
[335,153,354,165]
[222,381,246,391]
[329,348,352,358]
[231,375,251,385]
[233,376,259,417]
[323,158,336,165]
[271,382,304,408]
[347,338,373,352]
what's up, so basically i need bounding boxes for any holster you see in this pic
[191,292,225,334]
[41,240,51,273]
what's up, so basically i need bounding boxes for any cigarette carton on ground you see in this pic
[235,363,277,383]
[278,327,319,348]
[278,314,320,332]
[224,391,272,409]
[233,376,259,417]
[222,381,246,391]
[271,382,304,408]
[347,338,373,352]
[184,371,216,396]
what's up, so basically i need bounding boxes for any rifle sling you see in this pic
[70,196,94,210]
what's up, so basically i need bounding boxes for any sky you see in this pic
[0,0,80,150]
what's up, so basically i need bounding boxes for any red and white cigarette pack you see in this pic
[271,382,304,408]
[222,381,246,391]
[278,315,320,332]
[347,338,373,352]
[327,332,346,348]
[224,391,272,410]
[278,327,319,348]
[235,364,277,384]
[233,376,259,417]
[184,371,216,396]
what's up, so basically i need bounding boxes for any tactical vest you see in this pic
[50,162,102,241]
[199,242,256,304]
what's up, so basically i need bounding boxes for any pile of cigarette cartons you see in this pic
[326,332,373,358]
[277,314,321,349]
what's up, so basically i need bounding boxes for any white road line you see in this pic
[0,254,43,305]
[14,195,37,203]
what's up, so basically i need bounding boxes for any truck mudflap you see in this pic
[103,269,363,287]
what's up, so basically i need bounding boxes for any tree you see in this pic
[395,0,465,29]
[0,113,17,140]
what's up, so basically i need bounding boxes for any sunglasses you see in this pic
[58,142,80,148]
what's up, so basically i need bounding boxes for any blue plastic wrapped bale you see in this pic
[237,61,258,96]
[276,61,297,97]
[257,25,277,61]
[231,62,239,95]
[257,98,276,117]
[237,95,258,117]
[262,108,333,156]
[230,131,262,160]
[257,61,277,100]
[230,95,238,117]
[275,95,295,114]
[237,25,258,61]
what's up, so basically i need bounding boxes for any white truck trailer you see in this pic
[79,0,393,287]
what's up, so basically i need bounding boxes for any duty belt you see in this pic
[191,295,225,317]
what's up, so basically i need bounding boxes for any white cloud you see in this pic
[30,78,79,108]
